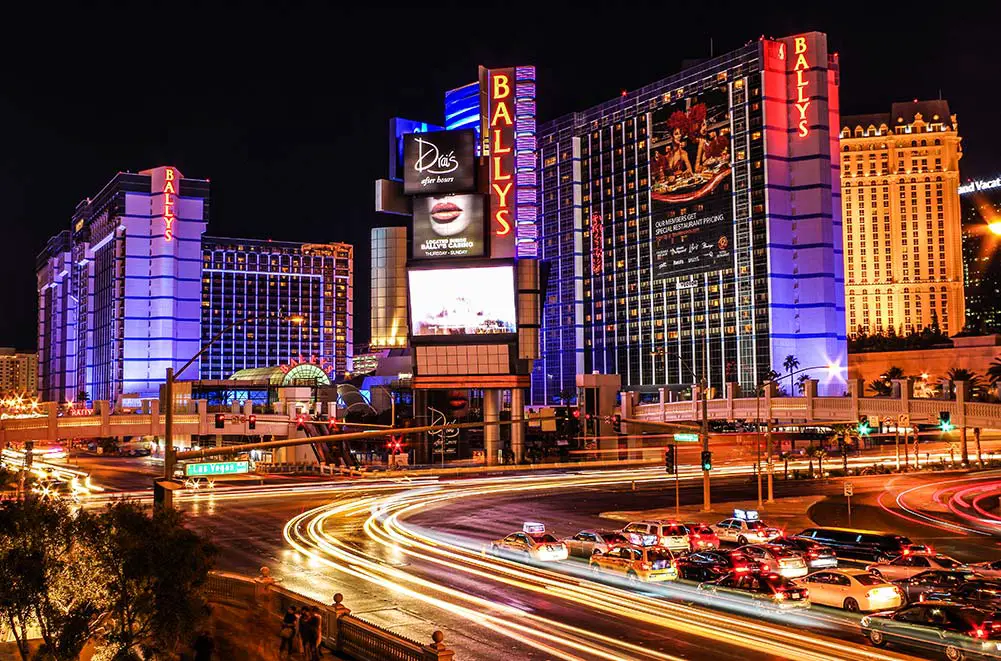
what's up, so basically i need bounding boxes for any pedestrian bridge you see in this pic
[626,378,1001,431]
[0,399,297,445]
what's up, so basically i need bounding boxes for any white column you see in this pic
[511,388,525,464]
[484,390,500,466]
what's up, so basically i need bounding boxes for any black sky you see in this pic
[2,5,996,351]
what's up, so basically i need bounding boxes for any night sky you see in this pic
[1,6,995,351]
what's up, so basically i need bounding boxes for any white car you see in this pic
[712,517,782,546]
[739,544,808,578]
[621,521,690,554]
[801,569,903,612]
[969,559,1001,578]
[866,553,967,581]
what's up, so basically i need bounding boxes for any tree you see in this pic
[944,368,985,400]
[987,358,1001,389]
[783,355,800,397]
[816,448,828,478]
[884,366,906,380]
[779,451,791,480]
[93,500,216,657]
[868,378,893,397]
[0,497,105,661]
[795,373,811,394]
[805,444,818,478]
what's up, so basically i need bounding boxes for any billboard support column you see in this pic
[510,388,525,464]
[484,389,500,466]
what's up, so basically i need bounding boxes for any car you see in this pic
[683,522,720,551]
[769,536,838,570]
[895,571,986,605]
[621,521,690,554]
[676,549,762,582]
[796,527,913,562]
[868,552,968,582]
[861,602,1001,660]
[802,569,903,612]
[922,580,1001,610]
[562,530,630,558]
[589,544,678,583]
[712,515,782,546]
[739,544,809,578]
[970,561,1001,580]
[697,572,810,610]
[487,523,569,561]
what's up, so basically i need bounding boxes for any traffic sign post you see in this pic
[844,482,854,526]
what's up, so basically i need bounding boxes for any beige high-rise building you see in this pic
[370,226,408,348]
[0,348,38,396]
[840,100,965,336]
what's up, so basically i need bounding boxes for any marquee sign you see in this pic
[959,177,1001,195]
[281,355,337,378]
[162,167,178,241]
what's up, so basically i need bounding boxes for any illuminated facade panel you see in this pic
[961,176,1001,330]
[840,101,965,336]
[533,32,846,404]
[370,226,409,348]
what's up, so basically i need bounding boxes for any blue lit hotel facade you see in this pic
[531,32,847,403]
[37,167,352,404]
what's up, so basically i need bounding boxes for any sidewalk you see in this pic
[600,494,824,534]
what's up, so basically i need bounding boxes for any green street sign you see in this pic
[673,433,699,443]
[184,461,250,477]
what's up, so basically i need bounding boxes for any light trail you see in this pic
[282,470,918,660]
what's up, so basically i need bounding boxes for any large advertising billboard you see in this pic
[403,129,477,195]
[408,265,517,337]
[650,87,733,278]
[412,194,485,260]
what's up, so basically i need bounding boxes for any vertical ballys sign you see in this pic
[792,36,812,138]
[163,167,178,241]
[488,68,516,258]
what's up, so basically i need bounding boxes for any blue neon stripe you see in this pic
[768,213,833,221]
[770,332,840,339]
[124,255,202,263]
[769,272,835,280]
[124,275,201,283]
[767,242,834,250]
[123,316,201,322]
[124,296,201,302]
[765,182,834,192]
[125,234,203,243]
[769,302,837,309]
[764,153,831,163]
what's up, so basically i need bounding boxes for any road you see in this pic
[67,449,1001,659]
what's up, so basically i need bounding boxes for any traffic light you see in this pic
[701,450,712,471]
[387,434,403,454]
[665,445,676,474]
[612,414,622,434]
[939,411,955,432]
[296,414,307,431]
[214,413,225,429]
[248,414,257,431]
[857,415,871,437]
[572,408,581,419]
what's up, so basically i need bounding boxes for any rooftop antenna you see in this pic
[938,88,942,100]
[710,38,714,57]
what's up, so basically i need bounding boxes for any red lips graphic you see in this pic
[430,201,463,223]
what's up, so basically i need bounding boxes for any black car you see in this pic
[895,570,982,604]
[698,572,810,610]
[676,549,761,581]
[796,527,912,562]
[769,536,838,570]
[924,580,1001,610]
[861,602,1001,659]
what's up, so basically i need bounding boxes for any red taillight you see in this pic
[774,592,787,601]
[802,589,809,599]
[807,551,819,558]
[973,627,988,639]
[735,566,749,572]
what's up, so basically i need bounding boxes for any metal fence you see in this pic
[204,570,454,661]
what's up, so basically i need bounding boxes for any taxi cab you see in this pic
[487,522,569,561]
[589,544,679,583]
[712,509,782,546]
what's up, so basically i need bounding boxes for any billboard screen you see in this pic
[650,87,733,278]
[412,194,485,260]
[403,129,477,195]
[408,265,517,337]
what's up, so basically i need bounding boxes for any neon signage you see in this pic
[163,167,178,241]
[591,212,603,274]
[959,177,1001,195]
[280,355,337,377]
[792,36,811,138]
[489,68,515,257]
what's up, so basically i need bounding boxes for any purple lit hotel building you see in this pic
[532,32,846,403]
[37,167,353,404]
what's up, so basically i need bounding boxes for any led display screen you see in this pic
[411,193,485,259]
[650,86,734,278]
[403,129,477,195]
[408,265,516,337]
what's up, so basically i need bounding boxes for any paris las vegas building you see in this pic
[533,32,846,404]
[36,167,353,404]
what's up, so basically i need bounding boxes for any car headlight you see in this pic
[860,616,871,627]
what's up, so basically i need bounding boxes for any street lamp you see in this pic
[756,362,841,504]
[159,313,305,508]
[651,348,711,512]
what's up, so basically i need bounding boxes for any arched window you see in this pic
[855,127,864,138]
[842,143,850,151]
[921,139,927,146]
[911,140,917,147]
[934,138,941,145]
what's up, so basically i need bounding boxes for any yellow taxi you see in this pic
[589,544,679,583]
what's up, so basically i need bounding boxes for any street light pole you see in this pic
[158,314,304,508]
[700,375,710,512]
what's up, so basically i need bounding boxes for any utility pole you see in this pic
[755,388,762,509]
[161,367,176,509]
[700,376,710,512]
[766,418,774,503]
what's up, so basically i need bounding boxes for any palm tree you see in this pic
[796,373,811,394]
[945,368,985,400]
[805,444,818,478]
[988,359,1001,386]
[779,451,791,480]
[884,366,905,381]
[783,355,800,396]
[816,448,828,478]
[868,379,893,397]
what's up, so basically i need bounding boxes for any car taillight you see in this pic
[774,592,787,601]
[973,627,988,639]
[735,566,749,572]
[807,551,819,558]
[802,589,809,598]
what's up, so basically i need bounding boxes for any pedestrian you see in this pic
[299,605,318,661]
[279,606,298,659]
[192,630,214,661]
[312,606,323,658]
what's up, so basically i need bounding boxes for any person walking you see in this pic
[279,606,298,659]
[299,606,318,661]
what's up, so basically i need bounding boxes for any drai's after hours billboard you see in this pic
[402,129,477,195]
